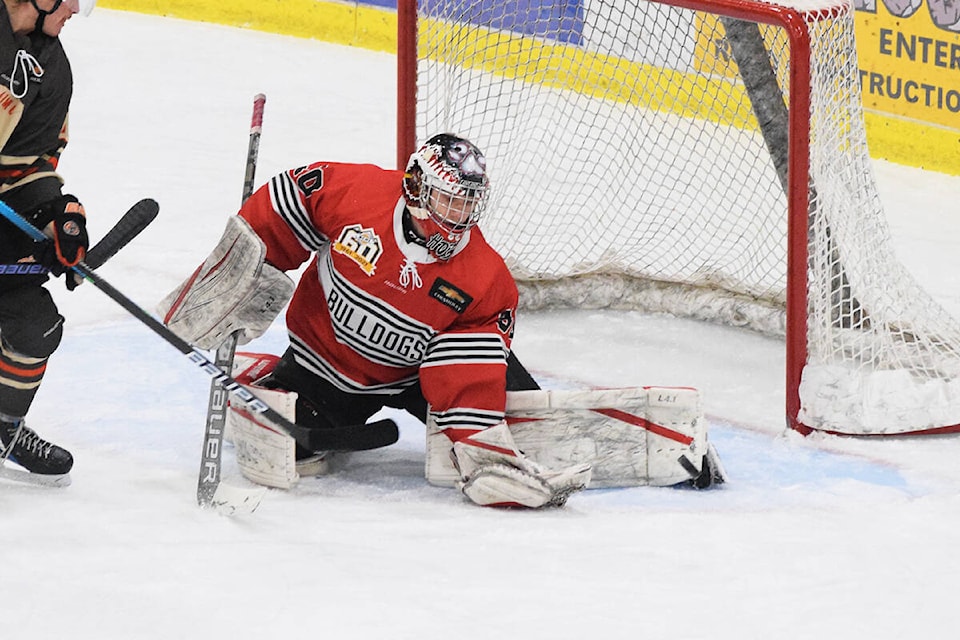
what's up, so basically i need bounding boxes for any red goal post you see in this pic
[396,0,960,436]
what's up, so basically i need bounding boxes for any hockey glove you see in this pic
[451,422,591,508]
[34,195,88,287]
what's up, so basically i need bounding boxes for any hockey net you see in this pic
[397,0,960,436]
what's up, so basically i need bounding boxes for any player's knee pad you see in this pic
[0,287,63,358]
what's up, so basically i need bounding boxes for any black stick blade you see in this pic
[306,419,399,452]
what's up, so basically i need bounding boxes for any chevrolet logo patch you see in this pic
[429,278,473,313]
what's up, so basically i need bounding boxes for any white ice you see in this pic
[4,9,960,639]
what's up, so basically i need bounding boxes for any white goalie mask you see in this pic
[403,133,490,261]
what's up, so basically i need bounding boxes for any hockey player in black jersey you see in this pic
[0,0,96,482]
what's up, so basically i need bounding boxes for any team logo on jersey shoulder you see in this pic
[333,224,383,276]
[429,278,473,313]
[497,309,515,337]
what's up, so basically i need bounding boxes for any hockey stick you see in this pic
[0,198,159,488]
[0,200,399,454]
[0,198,158,277]
[720,18,866,329]
[197,94,266,514]
[85,198,160,270]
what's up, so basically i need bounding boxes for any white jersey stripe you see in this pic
[431,407,504,428]
[422,334,506,368]
[319,252,435,368]
[269,173,326,250]
[323,252,432,335]
[289,333,418,395]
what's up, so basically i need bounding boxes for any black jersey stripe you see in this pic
[431,407,504,428]
[323,252,433,336]
[321,253,435,367]
[422,334,507,367]
[289,333,419,395]
[269,173,327,250]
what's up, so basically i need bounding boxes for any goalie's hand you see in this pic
[451,422,591,508]
[34,195,89,287]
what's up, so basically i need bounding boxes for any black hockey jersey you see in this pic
[0,5,72,276]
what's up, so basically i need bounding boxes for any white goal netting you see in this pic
[406,0,960,435]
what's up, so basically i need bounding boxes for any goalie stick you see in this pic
[0,198,159,488]
[197,93,266,515]
[0,200,400,452]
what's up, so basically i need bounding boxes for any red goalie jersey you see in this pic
[238,161,518,436]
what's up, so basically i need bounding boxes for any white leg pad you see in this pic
[224,352,284,445]
[426,386,714,488]
[227,386,300,489]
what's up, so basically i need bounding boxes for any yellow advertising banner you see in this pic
[856,0,960,130]
[694,4,959,129]
[694,4,958,172]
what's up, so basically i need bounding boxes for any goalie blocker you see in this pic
[157,215,294,351]
[428,386,726,490]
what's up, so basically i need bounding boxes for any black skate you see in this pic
[1,421,74,481]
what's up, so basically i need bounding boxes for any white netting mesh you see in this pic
[411,0,960,434]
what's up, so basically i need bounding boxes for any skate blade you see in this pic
[0,464,71,488]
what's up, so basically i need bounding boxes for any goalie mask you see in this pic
[403,134,489,260]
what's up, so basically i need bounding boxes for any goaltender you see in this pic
[159,134,592,508]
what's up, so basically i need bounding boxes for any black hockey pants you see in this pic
[260,348,429,432]
[261,346,541,433]
[0,284,63,419]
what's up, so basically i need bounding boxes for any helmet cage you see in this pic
[420,169,487,236]
[403,134,489,258]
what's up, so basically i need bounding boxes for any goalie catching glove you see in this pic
[451,422,591,508]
